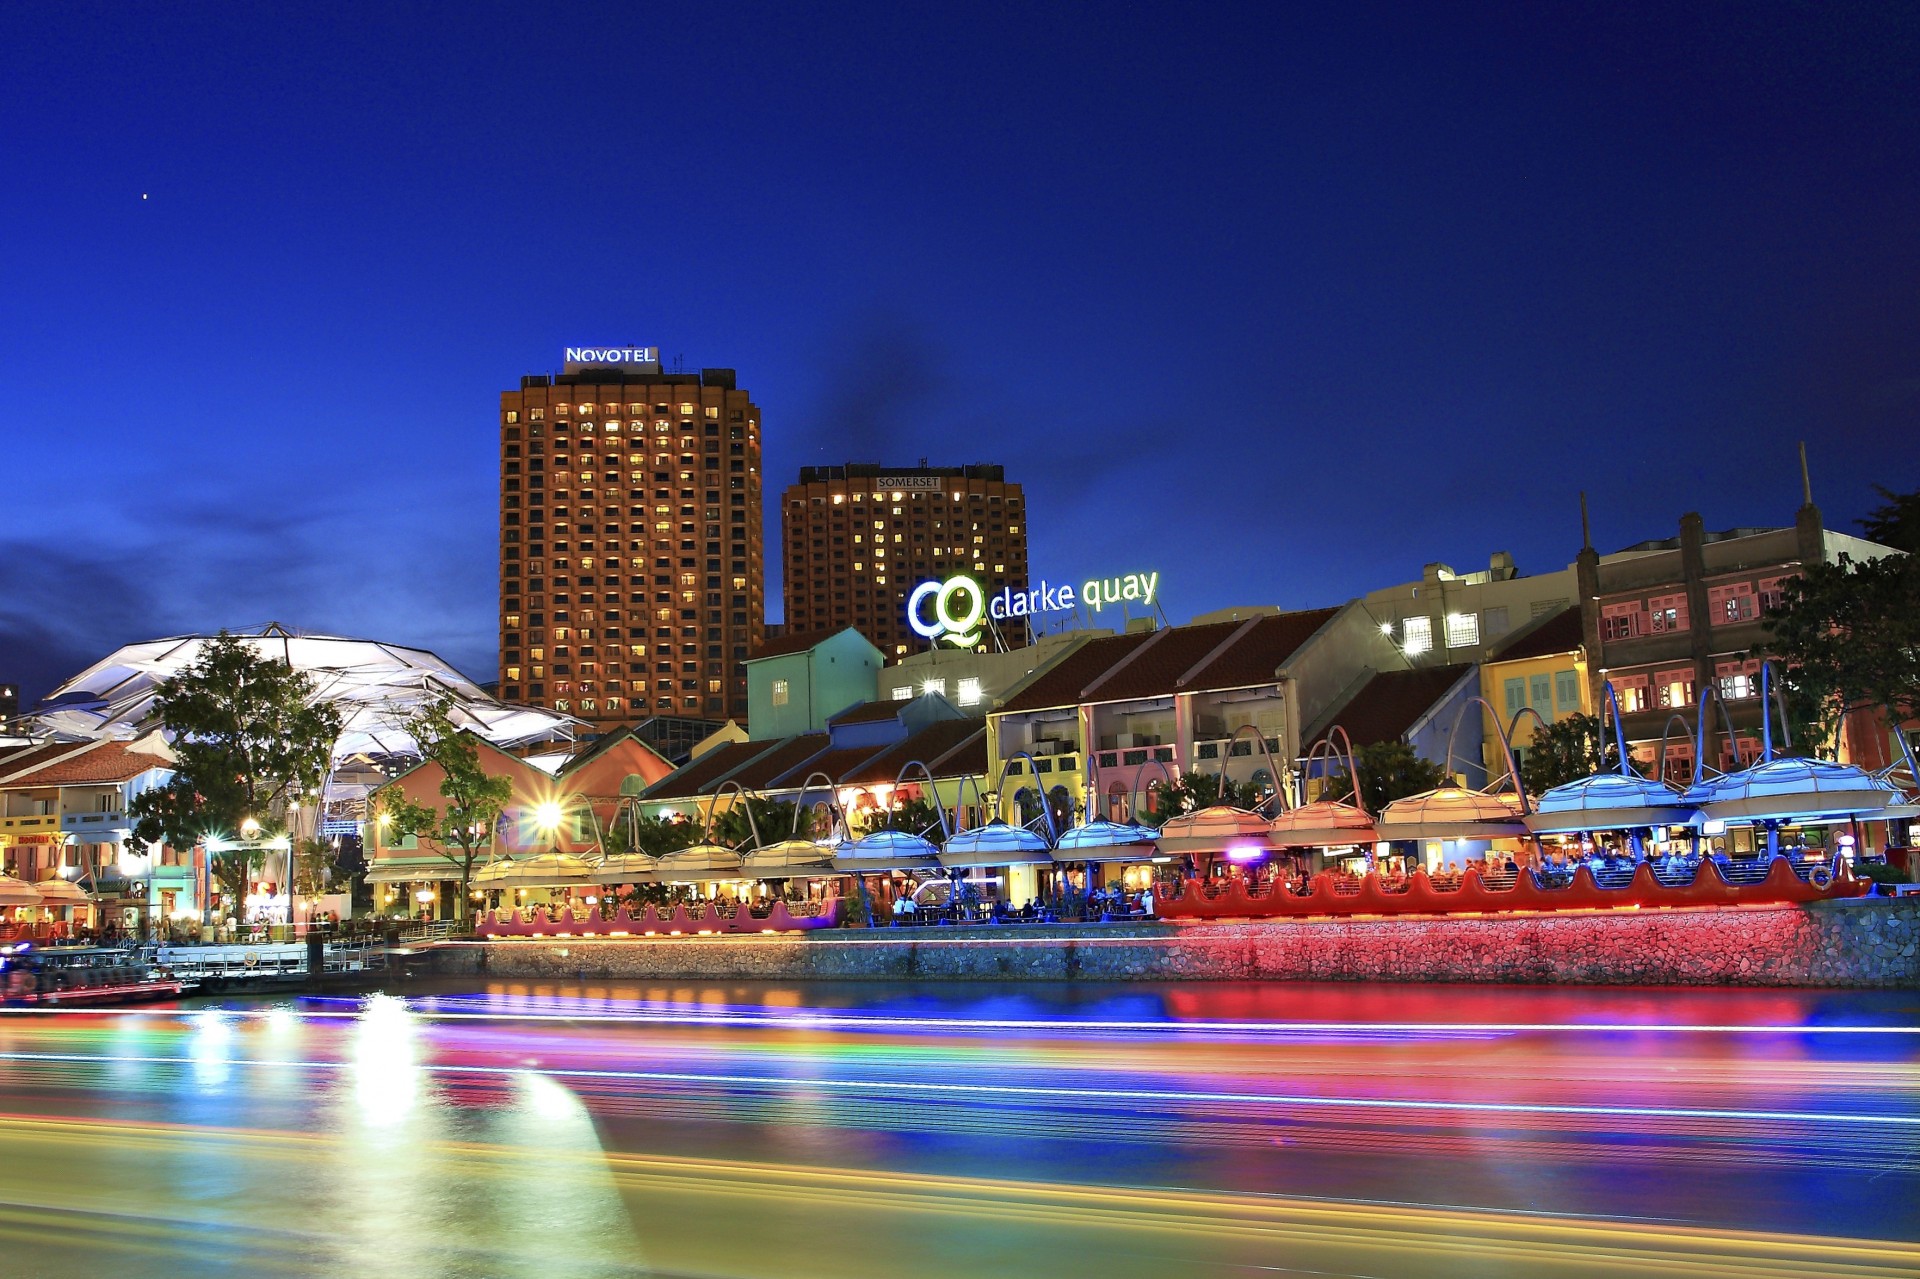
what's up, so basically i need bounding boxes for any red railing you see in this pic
[1155,857,1866,921]
[476,899,843,938]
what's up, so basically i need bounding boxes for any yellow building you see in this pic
[1479,610,1589,780]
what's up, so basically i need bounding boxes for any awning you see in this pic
[740,840,837,873]
[364,864,463,884]
[654,844,745,880]
[34,878,91,904]
[940,823,1055,869]
[834,828,941,873]
[473,853,595,888]
[591,853,661,884]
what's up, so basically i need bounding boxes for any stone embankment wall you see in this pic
[430,898,1920,988]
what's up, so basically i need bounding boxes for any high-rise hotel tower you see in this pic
[782,462,1028,658]
[499,348,763,733]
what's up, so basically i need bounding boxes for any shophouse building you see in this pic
[1575,496,1896,779]
[879,628,1110,714]
[1477,608,1591,778]
[744,628,885,739]
[1303,664,1487,788]
[500,349,764,736]
[1360,551,1579,665]
[0,735,181,928]
[984,604,1404,829]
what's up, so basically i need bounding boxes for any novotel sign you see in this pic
[564,346,660,365]
[908,570,1161,648]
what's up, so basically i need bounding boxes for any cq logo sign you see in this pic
[907,575,986,648]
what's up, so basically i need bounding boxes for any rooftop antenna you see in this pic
[1798,440,1813,506]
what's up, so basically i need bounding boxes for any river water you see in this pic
[0,980,1915,1278]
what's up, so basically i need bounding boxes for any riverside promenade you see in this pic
[433,897,1920,988]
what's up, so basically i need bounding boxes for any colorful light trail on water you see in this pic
[0,981,1912,1278]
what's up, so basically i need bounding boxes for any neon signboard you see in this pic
[908,570,1162,647]
[564,346,659,364]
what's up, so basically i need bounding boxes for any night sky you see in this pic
[3,2,1916,703]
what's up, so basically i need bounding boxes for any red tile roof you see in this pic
[1490,607,1583,662]
[997,631,1156,713]
[1,740,172,787]
[1179,609,1341,690]
[0,742,90,783]
[837,720,986,787]
[1309,665,1476,749]
[997,609,1341,713]
[641,740,781,801]
[768,745,884,792]
[721,733,831,792]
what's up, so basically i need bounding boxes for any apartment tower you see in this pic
[499,348,763,733]
[782,463,1028,658]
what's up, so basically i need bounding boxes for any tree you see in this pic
[292,837,338,915]
[709,795,797,847]
[1517,712,1633,796]
[376,699,513,928]
[129,632,343,925]
[1861,485,1920,554]
[1317,740,1447,815]
[603,806,703,858]
[1136,770,1264,828]
[886,795,945,837]
[1763,552,1920,756]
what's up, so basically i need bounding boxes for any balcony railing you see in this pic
[1094,745,1177,772]
[1004,753,1083,777]
[0,814,61,835]
[62,811,128,836]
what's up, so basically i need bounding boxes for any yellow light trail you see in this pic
[0,1114,1913,1279]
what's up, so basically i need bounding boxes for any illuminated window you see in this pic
[922,678,947,697]
[1444,612,1480,649]
[891,686,913,701]
[1655,668,1694,708]
[771,679,789,707]
[1614,675,1649,713]
[1716,659,1761,700]
[679,403,695,416]
[505,411,519,423]
[957,677,982,707]
[705,406,720,419]
[1401,616,1433,655]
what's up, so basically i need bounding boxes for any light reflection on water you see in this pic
[0,979,1912,1279]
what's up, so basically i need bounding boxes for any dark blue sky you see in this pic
[3,2,1916,701]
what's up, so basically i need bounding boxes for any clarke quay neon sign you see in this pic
[908,570,1161,648]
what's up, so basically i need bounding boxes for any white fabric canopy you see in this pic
[29,624,578,763]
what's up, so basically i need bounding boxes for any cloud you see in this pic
[0,481,492,707]
[790,308,949,464]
